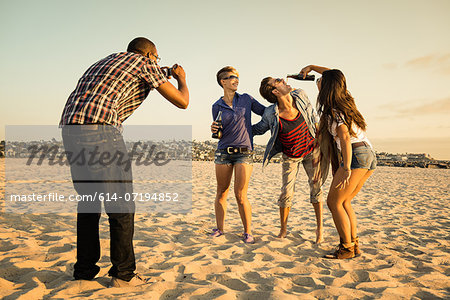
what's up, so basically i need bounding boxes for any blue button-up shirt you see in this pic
[212,92,265,150]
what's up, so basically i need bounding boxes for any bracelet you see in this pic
[343,167,351,171]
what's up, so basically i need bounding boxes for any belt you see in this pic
[64,123,106,130]
[352,141,370,149]
[222,147,249,154]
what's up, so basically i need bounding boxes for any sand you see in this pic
[0,159,449,299]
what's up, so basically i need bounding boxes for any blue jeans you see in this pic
[62,125,135,281]
[214,149,253,165]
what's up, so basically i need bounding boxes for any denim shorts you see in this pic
[341,145,377,170]
[214,149,253,165]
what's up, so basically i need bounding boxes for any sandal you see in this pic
[242,233,255,244]
[210,228,224,237]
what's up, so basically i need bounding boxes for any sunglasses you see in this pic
[148,53,161,63]
[270,78,283,90]
[222,75,239,80]
[274,78,283,84]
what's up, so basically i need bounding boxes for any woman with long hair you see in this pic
[300,65,376,259]
[210,66,265,243]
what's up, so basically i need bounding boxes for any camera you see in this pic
[161,67,172,77]
[161,64,178,78]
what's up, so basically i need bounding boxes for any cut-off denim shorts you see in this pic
[214,149,253,165]
[341,144,377,170]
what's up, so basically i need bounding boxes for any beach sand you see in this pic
[0,159,449,299]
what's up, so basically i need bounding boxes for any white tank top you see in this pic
[328,113,372,151]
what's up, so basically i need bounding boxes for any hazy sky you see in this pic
[1,0,449,158]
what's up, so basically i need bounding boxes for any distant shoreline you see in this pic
[1,139,449,169]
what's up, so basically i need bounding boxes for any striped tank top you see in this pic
[279,112,315,158]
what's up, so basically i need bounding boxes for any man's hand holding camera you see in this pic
[161,64,186,81]
[156,63,189,109]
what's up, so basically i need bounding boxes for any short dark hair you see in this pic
[216,66,238,87]
[259,77,278,103]
[127,37,155,56]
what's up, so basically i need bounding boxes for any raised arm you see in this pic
[156,64,189,109]
[299,65,331,78]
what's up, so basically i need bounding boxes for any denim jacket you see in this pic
[252,89,319,167]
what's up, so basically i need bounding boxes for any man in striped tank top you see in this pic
[253,77,328,243]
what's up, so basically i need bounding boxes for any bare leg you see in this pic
[312,202,323,243]
[343,170,374,239]
[327,168,370,245]
[214,164,234,232]
[233,163,253,235]
[278,207,290,238]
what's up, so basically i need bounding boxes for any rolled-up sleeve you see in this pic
[140,61,168,89]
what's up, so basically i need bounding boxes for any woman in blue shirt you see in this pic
[210,66,265,243]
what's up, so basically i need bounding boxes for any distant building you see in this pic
[6,149,15,157]
[406,153,433,161]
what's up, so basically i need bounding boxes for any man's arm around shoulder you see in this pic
[252,106,272,136]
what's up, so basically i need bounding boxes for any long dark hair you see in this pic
[317,69,366,136]
[317,69,366,174]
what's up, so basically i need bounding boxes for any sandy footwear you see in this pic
[210,228,224,237]
[243,233,255,244]
[324,243,355,259]
[109,273,149,288]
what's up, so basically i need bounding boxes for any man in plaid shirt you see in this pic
[60,37,189,287]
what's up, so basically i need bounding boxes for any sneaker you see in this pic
[242,233,255,244]
[324,243,355,259]
[109,273,149,288]
[210,228,224,237]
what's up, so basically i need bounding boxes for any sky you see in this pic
[1,0,449,159]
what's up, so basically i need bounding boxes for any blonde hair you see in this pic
[216,66,239,87]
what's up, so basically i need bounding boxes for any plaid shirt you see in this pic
[60,52,167,127]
